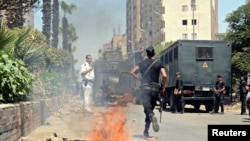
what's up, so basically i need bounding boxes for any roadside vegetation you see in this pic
[0,0,78,103]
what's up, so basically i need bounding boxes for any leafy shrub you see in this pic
[0,54,34,103]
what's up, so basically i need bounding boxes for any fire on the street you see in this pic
[87,106,131,141]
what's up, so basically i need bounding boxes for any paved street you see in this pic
[22,95,250,141]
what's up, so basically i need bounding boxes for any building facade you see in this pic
[127,0,219,52]
[161,0,218,41]
[126,0,142,53]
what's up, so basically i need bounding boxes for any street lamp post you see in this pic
[128,40,136,66]
[191,0,196,40]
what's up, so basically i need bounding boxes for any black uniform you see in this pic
[239,76,247,115]
[138,58,164,136]
[213,80,225,113]
[173,76,184,113]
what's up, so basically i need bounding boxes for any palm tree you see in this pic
[42,0,51,46]
[0,0,39,28]
[60,0,76,52]
[52,0,59,48]
[0,22,14,54]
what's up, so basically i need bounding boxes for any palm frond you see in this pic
[0,22,15,54]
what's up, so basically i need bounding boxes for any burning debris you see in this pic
[87,107,131,141]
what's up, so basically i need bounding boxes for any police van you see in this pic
[159,40,232,112]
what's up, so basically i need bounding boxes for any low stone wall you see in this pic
[0,97,60,141]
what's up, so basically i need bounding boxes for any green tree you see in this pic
[60,0,76,52]
[42,0,52,46]
[0,0,40,28]
[0,22,34,103]
[52,0,59,48]
[9,28,48,71]
[224,3,250,75]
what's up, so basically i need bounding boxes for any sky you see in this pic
[33,0,246,71]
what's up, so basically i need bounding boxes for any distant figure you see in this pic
[172,72,184,114]
[246,85,250,117]
[239,75,248,115]
[81,54,95,112]
[246,84,250,102]
[130,46,167,138]
[199,48,211,58]
[100,80,111,105]
[210,75,225,114]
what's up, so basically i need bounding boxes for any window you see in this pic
[182,33,188,39]
[162,7,165,14]
[182,20,187,25]
[191,5,196,11]
[197,47,213,59]
[174,47,178,59]
[192,33,197,40]
[182,5,188,11]
[162,20,165,28]
[192,19,197,25]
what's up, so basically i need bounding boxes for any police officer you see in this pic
[130,46,167,138]
[210,75,225,114]
[81,54,95,112]
[173,72,184,114]
[240,75,248,115]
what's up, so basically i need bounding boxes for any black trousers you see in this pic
[173,94,184,113]
[240,94,247,114]
[214,94,224,113]
[141,88,159,131]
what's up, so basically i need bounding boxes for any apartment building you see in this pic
[161,0,218,41]
[126,0,142,53]
[140,0,163,47]
[127,0,219,51]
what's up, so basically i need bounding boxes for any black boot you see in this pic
[143,122,150,138]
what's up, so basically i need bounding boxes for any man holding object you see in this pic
[81,54,95,112]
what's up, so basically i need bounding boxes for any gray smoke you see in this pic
[68,0,126,71]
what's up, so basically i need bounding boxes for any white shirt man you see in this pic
[81,54,95,112]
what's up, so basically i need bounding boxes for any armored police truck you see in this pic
[159,40,232,112]
[93,48,135,105]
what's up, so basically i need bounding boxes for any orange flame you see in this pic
[87,107,131,141]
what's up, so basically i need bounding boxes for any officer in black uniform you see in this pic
[130,46,167,138]
[210,75,225,114]
[172,72,184,114]
[240,75,248,115]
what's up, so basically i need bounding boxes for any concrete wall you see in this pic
[0,98,60,141]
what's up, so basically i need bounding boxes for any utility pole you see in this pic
[130,0,135,66]
[191,0,196,40]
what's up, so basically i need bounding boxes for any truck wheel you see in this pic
[194,104,200,111]
[205,101,214,112]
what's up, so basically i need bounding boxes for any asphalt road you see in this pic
[127,103,250,141]
[24,96,250,141]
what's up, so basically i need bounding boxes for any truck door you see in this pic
[195,47,214,85]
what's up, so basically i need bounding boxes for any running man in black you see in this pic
[130,46,167,138]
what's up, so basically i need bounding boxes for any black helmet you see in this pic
[146,46,155,56]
